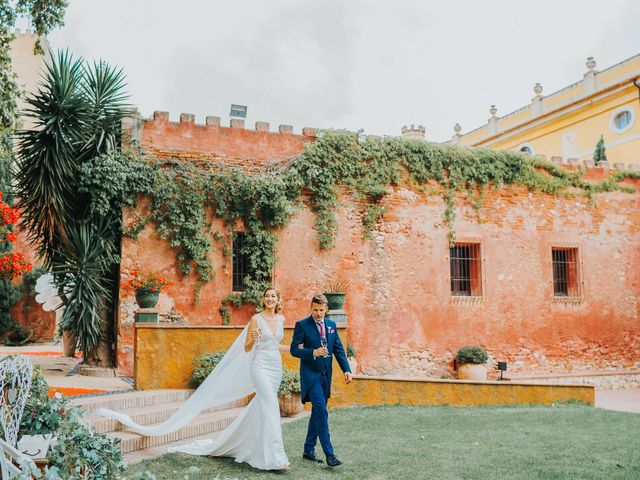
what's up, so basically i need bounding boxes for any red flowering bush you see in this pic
[0,192,32,280]
[127,270,170,292]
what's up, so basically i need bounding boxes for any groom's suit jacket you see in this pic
[290,315,351,404]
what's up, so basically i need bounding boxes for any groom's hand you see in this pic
[344,372,353,383]
[313,347,329,358]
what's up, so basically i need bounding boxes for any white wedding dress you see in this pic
[99,314,289,471]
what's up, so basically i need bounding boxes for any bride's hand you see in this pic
[250,328,261,340]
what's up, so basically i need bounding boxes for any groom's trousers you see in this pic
[304,371,334,456]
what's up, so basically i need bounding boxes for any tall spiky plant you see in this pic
[53,219,116,357]
[15,50,128,366]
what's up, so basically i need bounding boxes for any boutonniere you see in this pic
[328,327,335,334]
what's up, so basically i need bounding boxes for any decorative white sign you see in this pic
[34,273,62,312]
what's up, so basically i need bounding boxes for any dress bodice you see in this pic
[254,314,283,351]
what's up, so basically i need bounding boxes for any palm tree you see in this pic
[15,50,128,367]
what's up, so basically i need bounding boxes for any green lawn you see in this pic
[126,405,640,480]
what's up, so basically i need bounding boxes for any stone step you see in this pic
[122,428,224,465]
[107,407,245,454]
[122,408,310,465]
[86,397,248,434]
[69,389,194,413]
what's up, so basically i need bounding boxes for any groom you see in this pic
[290,293,352,467]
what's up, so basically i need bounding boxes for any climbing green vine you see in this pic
[79,131,640,321]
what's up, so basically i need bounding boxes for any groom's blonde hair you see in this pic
[310,293,328,307]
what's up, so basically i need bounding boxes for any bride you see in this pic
[99,287,290,471]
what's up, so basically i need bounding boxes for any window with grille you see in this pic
[552,247,581,298]
[232,232,249,292]
[450,243,482,297]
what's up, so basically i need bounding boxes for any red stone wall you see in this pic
[5,220,55,343]
[11,296,56,343]
[131,111,316,170]
[116,114,640,378]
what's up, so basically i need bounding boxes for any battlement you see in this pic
[537,155,640,183]
[545,155,638,171]
[146,111,317,137]
[11,28,36,37]
[122,110,318,171]
[401,124,426,140]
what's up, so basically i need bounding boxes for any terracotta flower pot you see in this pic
[135,290,160,309]
[278,393,304,417]
[457,363,488,381]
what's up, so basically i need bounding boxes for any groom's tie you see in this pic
[316,320,325,337]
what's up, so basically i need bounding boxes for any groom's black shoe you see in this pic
[326,455,343,467]
[303,451,324,463]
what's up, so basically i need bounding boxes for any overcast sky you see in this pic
[32,0,640,142]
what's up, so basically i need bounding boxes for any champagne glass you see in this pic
[320,336,328,357]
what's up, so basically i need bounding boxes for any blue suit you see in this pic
[290,315,351,457]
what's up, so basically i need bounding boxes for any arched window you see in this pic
[615,111,631,130]
[609,107,635,134]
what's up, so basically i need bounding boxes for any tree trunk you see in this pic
[82,304,113,367]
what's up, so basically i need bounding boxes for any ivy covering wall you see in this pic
[80,131,640,322]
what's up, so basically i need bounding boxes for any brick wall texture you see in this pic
[115,114,640,378]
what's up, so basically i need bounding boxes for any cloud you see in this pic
[161,0,358,128]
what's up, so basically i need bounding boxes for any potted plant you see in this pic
[190,350,228,387]
[322,275,349,310]
[278,368,303,417]
[456,346,489,380]
[127,271,169,309]
[347,343,358,374]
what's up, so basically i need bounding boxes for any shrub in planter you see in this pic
[322,275,349,310]
[456,346,488,364]
[0,365,53,440]
[278,368,303,417]
[456,346,489,381]
[20,389,69,438]
[190,350,227,387]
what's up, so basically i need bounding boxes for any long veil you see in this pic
[98,324,255,436]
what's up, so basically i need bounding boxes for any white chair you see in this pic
[0,437,41,479]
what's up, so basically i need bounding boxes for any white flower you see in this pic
[54,392,62,400]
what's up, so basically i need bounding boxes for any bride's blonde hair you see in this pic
[262,286,283,313]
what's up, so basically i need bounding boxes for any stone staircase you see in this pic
[69,389,248,464]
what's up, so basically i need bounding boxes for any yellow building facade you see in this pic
[9,29,51,126]
[456,55,640,168]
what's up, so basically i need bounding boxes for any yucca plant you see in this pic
[53,219,116,360]
[15,50,128,366]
